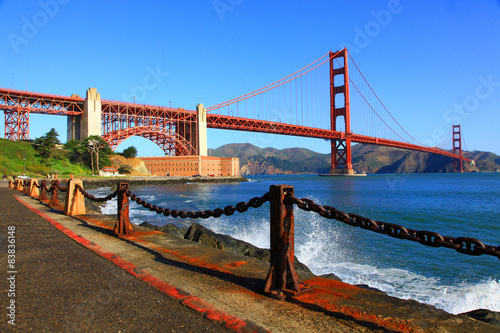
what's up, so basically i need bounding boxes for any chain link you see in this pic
[286,193,499,260]
[44,181,499,260]
[55,181,68,192]
[123,188,270,219]
[43,181,55,193]
[75,184,119,202]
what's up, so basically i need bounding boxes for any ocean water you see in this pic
[90,173,500,314]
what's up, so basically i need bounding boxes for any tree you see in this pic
[83,136,113,173]
[64,140,87,163]
[122,146,138,158]
[64,136,113,173]
[33,128,61,159]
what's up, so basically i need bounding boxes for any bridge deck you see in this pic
[0,87,469,163]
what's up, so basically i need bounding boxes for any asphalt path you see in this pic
[0,185,231,332]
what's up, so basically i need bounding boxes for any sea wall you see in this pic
[81,176,248,190]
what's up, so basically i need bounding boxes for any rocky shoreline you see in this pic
[139,221,500,328]
[75,178,499,328]
[140,221,315,276]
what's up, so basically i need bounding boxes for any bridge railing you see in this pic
[9,179,500,299]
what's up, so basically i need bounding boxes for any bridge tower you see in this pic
[329,48,353,175]
[67,87,102,141]
[452,124,463,173]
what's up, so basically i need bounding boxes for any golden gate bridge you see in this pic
[0,48,470,173]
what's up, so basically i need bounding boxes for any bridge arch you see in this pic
[103,126,196,156]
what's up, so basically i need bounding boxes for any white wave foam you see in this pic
[201,216,271,249]
[430,279,500,314]
[100,198,116,215]
[290,209,500,315]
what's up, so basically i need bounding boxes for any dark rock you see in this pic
[159,223,188,238]
[461,309,500,327]
[320,273,342,282]
[85,198,107,215]
[139,222,159,230]
[138,221,314,274]
[184,223,313,274]
[355,284,385,293]
[184,223,238,251]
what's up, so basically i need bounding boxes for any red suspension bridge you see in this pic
[0,48,470,173]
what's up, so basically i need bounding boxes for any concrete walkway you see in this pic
[0,183,235,332]
[1,181,497,332]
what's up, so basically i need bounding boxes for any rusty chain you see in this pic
[285,193,500,260]
[55,181,68,192]
[57,181,499,260]
[74,184,119,202]
[123,188,270,219]
[41,181,56,193]
[23,180,30,193]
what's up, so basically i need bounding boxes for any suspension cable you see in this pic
[347,51,425,146]
[207,51,338,112]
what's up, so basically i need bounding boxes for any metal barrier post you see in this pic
[113,183,135,235]
[49,180,59,206]
[23,180,29,195]
[264,185,307,299]
[64,179,86,216]
[39,180,48,201]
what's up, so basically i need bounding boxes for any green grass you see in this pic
[0,138,92,177]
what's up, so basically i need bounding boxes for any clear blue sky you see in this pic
[1,0,499,156]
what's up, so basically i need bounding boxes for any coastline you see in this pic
[81,175,249,190]
[5,181,499,330]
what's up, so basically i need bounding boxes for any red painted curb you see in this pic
[14,195,268,333]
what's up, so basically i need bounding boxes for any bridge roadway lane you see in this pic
[0,183,232,332]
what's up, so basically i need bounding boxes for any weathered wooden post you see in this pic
[64,179,86,216]
[113,183,135,235]
[49,180,59,206]
[29,179,39,198]
[264,185,307,299]
[39,180,48,201]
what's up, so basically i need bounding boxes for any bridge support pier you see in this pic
[196,103,208,156]
[67,114,81,142]
[331,135,354,175]
[5,109,29,141]
[67,87,102,141]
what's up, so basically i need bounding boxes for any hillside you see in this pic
[0,138,89,177]
[211,143,499,175]
[211,143,331,175]
[109,155,150,176]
